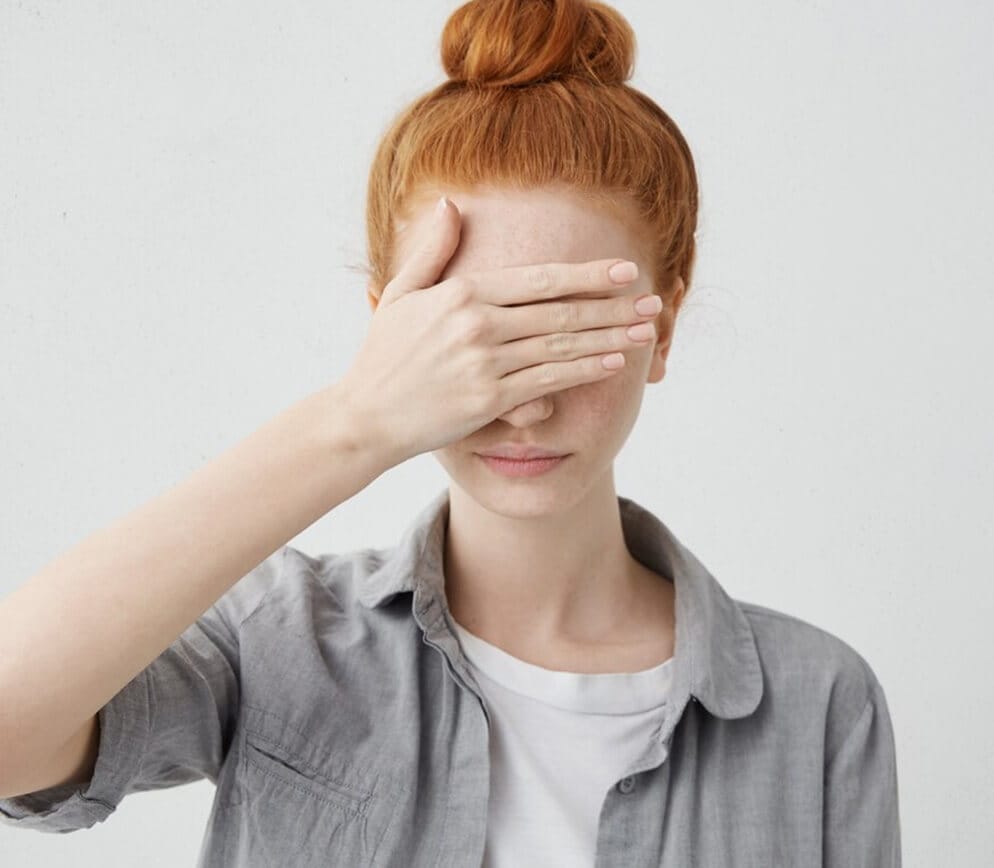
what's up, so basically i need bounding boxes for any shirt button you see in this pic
[617,776,636,794]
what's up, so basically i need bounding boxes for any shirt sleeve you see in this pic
[0,549,284,834]
[822,670,902,867]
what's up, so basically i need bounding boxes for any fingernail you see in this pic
[608,260,639,283]
[435,196,449,219]
[635,294,663,316]
[627,321,656,341]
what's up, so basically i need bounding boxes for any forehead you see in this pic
[393,184,647,294]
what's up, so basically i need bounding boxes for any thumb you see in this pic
[380,196,462,306]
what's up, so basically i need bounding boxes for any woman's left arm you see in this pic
[823,673,903,867]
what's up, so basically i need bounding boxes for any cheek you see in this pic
[569,375,636,426]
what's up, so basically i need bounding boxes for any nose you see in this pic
[496,394,555,427]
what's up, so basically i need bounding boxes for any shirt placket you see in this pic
[593,688,694,866]
[414,586,493,867]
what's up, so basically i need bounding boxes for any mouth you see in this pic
[475,445,567,460]
[475,453,571,478]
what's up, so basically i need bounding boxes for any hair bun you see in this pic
[440,0,635,88]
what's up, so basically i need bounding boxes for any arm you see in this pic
[6,714,102,800]
[0,382,389,798]
[823,674,903,867]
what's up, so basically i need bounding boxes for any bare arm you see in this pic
[11,714,102,798]
[0,382,390,797]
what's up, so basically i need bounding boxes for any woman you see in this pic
[0,0,900,866]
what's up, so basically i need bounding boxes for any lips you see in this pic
[476,445,567,460]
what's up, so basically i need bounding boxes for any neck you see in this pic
[443,472,672,655]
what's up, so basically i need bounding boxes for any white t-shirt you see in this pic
[449,617,674,868]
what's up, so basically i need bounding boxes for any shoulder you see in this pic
[212,543,391,630]
[208,545,347,630]
[735,599,888,753]
[739,599,878,685]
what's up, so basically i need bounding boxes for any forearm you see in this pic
[0,382,388,774]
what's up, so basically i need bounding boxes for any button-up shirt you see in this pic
[0,487,902,866]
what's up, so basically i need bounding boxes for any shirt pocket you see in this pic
[243,728,373,818]
[223,705,398,866]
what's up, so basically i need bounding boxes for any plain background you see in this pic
[1,1,990,865]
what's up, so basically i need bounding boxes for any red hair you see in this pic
[361,0,699,313]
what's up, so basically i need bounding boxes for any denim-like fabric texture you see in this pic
[0,487,901,866]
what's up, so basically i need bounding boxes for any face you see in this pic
[374,183,684,519]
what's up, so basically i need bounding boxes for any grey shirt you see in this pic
[0,488,902,866]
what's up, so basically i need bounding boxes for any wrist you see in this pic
[317,379,403,477]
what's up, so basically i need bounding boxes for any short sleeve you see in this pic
[823,669,902,867]
[0,548,285,833]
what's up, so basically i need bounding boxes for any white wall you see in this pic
[1,1,990,864]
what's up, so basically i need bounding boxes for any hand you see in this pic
[337,197,660,467]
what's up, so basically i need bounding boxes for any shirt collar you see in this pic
[357,487,763,720]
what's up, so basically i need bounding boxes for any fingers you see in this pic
[490,288,661,347]
[472,258,639,307]
[469,257,652,346]
[381,196,461,306]
[493,314,657,377]
[497,350,630,410]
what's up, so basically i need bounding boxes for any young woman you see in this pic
[0,0,900,865]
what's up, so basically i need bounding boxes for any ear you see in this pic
[646,275,685,385]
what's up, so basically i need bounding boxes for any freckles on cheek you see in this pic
[582,378,631,424]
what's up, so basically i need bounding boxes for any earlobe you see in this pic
[646,347,667,384]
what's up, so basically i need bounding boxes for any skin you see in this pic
[370,183,686,674]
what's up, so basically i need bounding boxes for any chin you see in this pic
[439,451,589,519]
[469,485,569,520]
